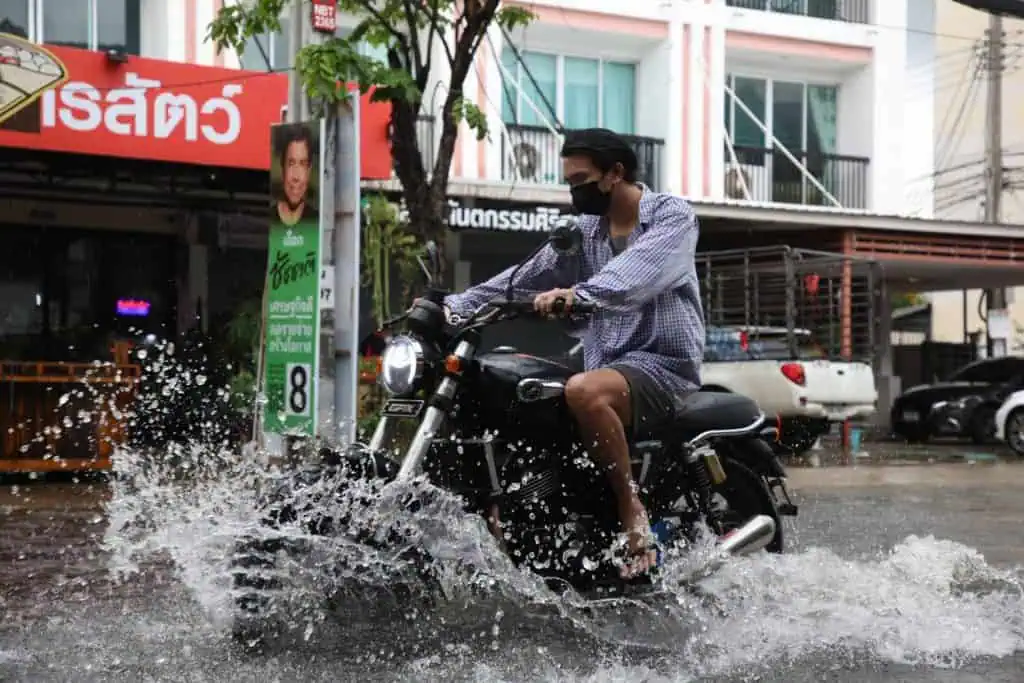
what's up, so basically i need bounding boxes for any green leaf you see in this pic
[495,6,536,32]
[451,97,489,140]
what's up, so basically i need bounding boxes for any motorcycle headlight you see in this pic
[379,335,423,396]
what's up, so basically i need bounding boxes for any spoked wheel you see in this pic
[707,458,784,553]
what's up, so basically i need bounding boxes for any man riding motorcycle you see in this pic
[443,128,704,578]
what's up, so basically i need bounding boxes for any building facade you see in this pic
[0,0,928,215]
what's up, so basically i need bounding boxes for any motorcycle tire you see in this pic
[715,456,784,553]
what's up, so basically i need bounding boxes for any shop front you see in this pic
[0,33,392,470]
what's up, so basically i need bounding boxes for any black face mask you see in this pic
[570,180,613,216]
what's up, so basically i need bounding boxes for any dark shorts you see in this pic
[607,364,679,440]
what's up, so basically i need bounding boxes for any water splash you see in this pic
[92,348,1024,679]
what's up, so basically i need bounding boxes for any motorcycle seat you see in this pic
[667,391,763,439]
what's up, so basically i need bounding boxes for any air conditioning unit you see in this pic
[724,166,751,200]
[724,162,769,201]
[512,142,540,182]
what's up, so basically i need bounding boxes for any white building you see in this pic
[25,0,923,216]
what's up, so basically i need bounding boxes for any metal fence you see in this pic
[696,246,882,363]
[725,0,871,24]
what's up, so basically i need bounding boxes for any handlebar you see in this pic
[490,297,596,318]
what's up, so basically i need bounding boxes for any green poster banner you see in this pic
[261,120,325,437]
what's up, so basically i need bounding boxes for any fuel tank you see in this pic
[476,348,575,385]
[467,349,576,437]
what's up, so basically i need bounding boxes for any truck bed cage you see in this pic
[696,246,882,364]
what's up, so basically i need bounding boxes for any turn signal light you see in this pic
[780,362,806,386]
[444,355,463,374]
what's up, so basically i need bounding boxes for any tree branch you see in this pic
[425,1,456,66]
[399,0,426,75]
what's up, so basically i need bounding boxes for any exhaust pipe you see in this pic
[717,514,776,557]
[678,514,777,583]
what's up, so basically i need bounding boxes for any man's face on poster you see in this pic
[282,140,312,210]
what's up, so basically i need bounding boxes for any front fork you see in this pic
[386,340,475,483]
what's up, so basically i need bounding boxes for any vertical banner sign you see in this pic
[311,0,338,33]
[262,120,326,437]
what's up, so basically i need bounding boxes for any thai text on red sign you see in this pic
[311,0,337,33]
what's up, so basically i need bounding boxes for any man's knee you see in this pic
[565,369,629,416]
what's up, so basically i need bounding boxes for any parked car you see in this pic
[703,326,877,456]
[994,389,1024,455]
[891,356,1024,444]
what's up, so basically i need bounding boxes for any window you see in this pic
[3,0,139,54]
[0,0,29,38]
[724,75,838,155]
[500,49,637,134]
[240,23,388,72]
[724,74,840,203]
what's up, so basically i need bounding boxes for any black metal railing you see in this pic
[501,124,665,191]
[725,0,870,24]
[724,145,870,209]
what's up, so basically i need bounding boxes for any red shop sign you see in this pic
[311,0,338,34]
[0,33,392,178]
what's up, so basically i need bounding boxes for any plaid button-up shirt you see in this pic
[445,185,704,397]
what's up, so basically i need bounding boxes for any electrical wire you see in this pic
[496,24,562,131]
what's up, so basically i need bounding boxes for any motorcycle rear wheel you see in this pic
[710,456,784,553]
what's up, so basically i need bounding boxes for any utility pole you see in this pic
[984,12,1007,357]
[286,0,306,123]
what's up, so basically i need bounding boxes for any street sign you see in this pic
[320,265,335,310]
[311,0,338,33]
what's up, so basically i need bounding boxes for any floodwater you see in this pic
[3,460,1024,682]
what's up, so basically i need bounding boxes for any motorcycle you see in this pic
[230,221,798,647]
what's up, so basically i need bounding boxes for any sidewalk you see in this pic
[785,434,1014,467]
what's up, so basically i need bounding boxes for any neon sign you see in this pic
[116,299,151,316]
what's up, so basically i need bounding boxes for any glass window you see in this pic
[241,33,273,70]
[43,0,91,49]
[501,50,635,132]
[563,57,598,129]
[602,61,635,134]
[805,84,837,155]
[772,80,804,151]
[518,51,556,127]
[96,0,127,52]
[500,48,518,124]
[732,76,766,148]
[272,17,291,71]
[0,0,28,38]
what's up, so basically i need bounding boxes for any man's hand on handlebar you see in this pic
[534,287,576,317]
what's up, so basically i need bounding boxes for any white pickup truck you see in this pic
[702,326,878,454]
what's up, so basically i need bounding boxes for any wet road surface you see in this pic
[2,461,1024,682]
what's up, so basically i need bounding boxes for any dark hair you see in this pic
[560,127,638,183]
[277,125,314,170]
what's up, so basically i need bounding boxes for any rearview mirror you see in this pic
[550,218,582,255]
[416,240,442,286]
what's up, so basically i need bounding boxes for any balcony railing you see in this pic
[725,0,870,24]
[724,145,869,209]
[391,115,436,177]
[501,124,664,191]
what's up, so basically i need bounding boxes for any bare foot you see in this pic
[619,500,658,579]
